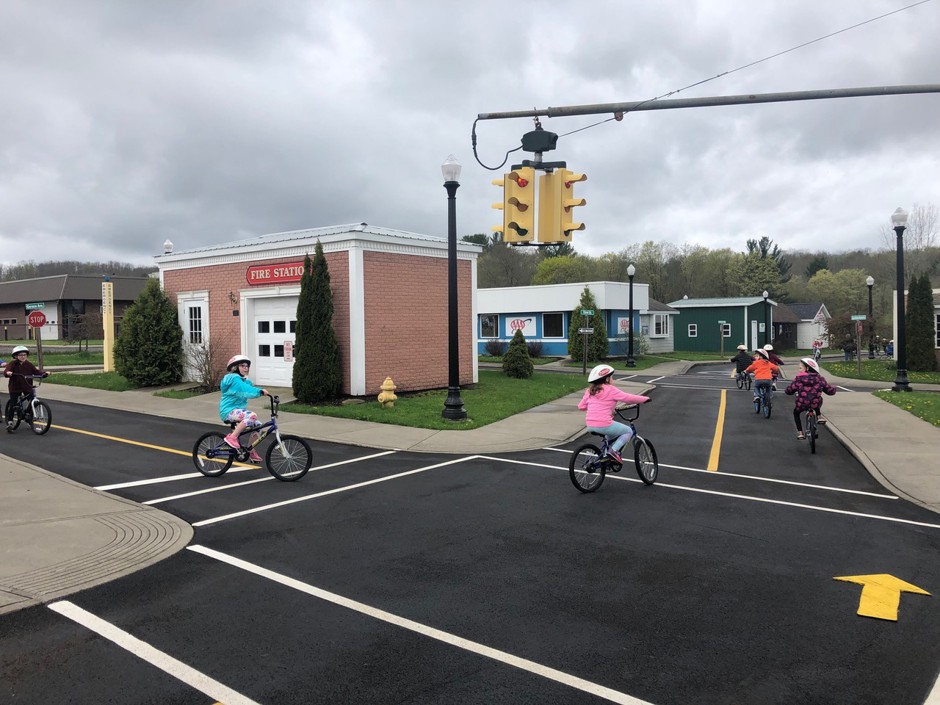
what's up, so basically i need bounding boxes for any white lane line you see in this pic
[192,456,479,527]
[651,383,733,391]
[143,451,398,505]
[836,385,857,392]
[646,376,665,383]
[480,458,940,529]
[532,452,897,499]
[188,545,654,705]
[48,601,261,705]
[98,450,397,492]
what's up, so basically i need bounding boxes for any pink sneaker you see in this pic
[248,450,263,463]
[223,434,240,449]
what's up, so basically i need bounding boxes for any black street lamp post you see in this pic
[762,290,769,347]
[441,155,468,420]
[627,264,636,367]
[891,207,912,392]
[866,275,875,358]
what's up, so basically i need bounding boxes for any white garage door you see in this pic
[251,296,298,387]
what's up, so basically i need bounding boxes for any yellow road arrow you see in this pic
[834,574,930,621]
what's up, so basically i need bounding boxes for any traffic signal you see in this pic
[537,171,565,243]
[559,168,586,236]
[491,168,535,243]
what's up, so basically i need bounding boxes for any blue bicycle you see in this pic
[192,395,312,481]
[754,384,773,419]
[568,404,658,493]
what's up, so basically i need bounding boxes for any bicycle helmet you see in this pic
[801,357,820,373]
[736,344,746,351]
[754,348,769,359]
[588,364,615,382]
[11,345,28,355]
[763,344,774,351]
[226,354,251,372]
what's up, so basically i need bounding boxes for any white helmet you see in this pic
[754,348,769,359]
[801,357,820,373]
[226,354,251,372]
[736,344,747,351]
[763,344,774,351]
[11,345,28,355]
[588,364,615,382]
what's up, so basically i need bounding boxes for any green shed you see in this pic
[667,296,776,353]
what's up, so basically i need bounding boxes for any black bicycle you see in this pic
[5,375,52,435]
[804,409,819,454]
[735,370,752,390]
[192,395,312,481]
[754,384,772,419]
[568,404,658,493]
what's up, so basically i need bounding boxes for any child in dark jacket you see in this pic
[784,357,836,439]
[4,346,49,430]
[730,344,752,373]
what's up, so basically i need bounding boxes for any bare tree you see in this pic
[187,338,223,392]
[880,202,938,251]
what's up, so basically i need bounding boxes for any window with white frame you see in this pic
[543,312,564,338]
[653,313,669,337]
[481,314,498,338]
[688,324,697,337]
[187,305,203,345]
[721,323,732,338]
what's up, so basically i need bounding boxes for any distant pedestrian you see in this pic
[785,357,836,440]
[841,340,857,361]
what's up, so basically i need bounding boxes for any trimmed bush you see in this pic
[114,279,184,387]
[503,329,534,378]
[484,339,507,357]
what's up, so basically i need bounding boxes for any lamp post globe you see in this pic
[891,207,911,392]
[866,275,875,358]
[627,264,636,367]
[441,155,467,419]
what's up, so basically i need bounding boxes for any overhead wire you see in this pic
[473,0,933,167]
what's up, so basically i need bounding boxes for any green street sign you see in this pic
[581,309,594,316]
[25,302,45,311]
[851,314,867,321]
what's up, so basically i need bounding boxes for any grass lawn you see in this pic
[44,371,136,392]
[822,359,940,385]
[35,351,105,366]
[282,369,587,430]
[478,356,563,365]
[873,390,940,427]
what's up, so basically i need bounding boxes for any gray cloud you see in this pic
[1,0,938,266]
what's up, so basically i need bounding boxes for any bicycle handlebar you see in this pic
[614,402,646,422]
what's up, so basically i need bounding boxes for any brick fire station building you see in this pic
[155,223,479,396]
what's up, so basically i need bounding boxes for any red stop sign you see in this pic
[28,311,46,328]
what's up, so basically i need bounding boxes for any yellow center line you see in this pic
[54,424,254,467]
[707,388,726,472]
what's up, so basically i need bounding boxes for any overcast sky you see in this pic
[2,0,939,267]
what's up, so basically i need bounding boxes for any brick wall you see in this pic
[362,251,472,393]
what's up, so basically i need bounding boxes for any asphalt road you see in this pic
[2,368,939,705]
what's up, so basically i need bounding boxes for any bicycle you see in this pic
[4,375,52,435]
[568,404,659,493]
[735,370,752,390]
[192,395,313,481]
[803,409,819,454]
[753,383,772,419]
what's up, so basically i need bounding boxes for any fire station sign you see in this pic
[246,262,306,285]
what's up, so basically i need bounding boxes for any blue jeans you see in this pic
[754,380,773,402]
[586,421,633,451]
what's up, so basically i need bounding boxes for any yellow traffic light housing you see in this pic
[559,169,586,236]
[501,167,535,243]
[537,171,567,244]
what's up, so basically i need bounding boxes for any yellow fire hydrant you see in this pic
[377,377,398,407]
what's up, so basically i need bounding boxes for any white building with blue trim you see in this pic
[477,281,678,357]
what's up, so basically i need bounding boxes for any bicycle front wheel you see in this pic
[807,414,818,454]
[193,432,234,477]
[634,438,659,485]
[735,374,744,390]
[266,435,312,481]
[29,402,52,435]
[569,443,606,493]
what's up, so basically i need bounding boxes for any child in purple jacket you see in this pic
[784,357,836,440]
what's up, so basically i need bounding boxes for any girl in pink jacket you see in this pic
[578,364,650,463]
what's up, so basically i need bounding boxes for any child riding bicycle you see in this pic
[784,357,836,440]
[4,346,49,431]
[220,354,268,463]
[745,349,779,405]
[730,344,752,376]
[578,364,650,464]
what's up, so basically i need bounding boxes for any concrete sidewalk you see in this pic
[2,359,939,615]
